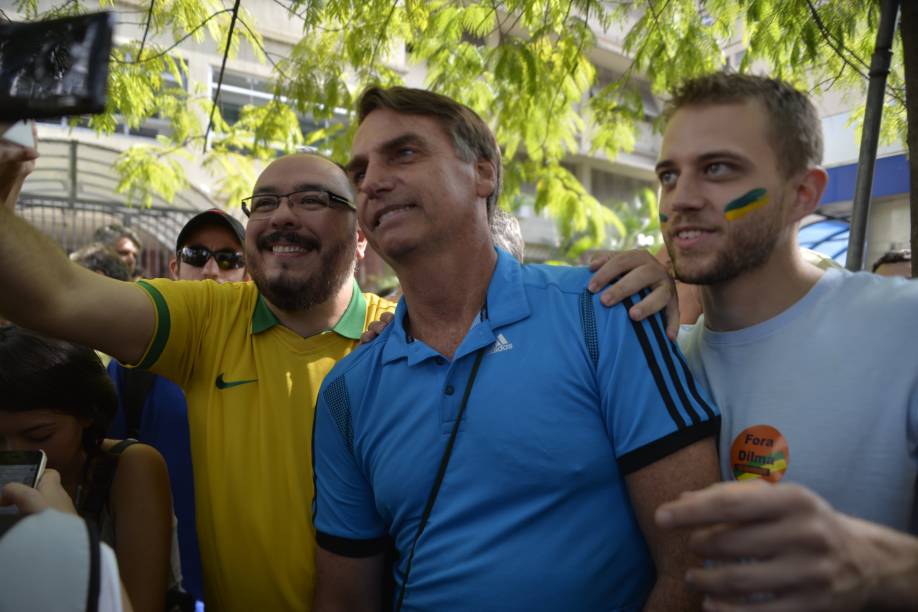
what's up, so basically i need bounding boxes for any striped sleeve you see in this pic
[313,374,388,556]
[593,289,720,474]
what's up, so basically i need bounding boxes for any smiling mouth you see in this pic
[675,229,709,240]
[271,244,311,254]
[375,205,416,229]
[670,227,717,248]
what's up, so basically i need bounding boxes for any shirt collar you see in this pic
[381,247,530,364]
[251,278,368,339]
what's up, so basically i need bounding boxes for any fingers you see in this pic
[587,250,638,294]
[588,250,615,272]
[35,469,77,514]
[691,559,836,611]
[0,144,38,165]
[665,297,681,340]
[358,312,394,345]
[589,249,672,308]
[702,591,827,612]
[687,516,819,560]
[622,279,671,321]
[656,481,801,529]
[0,481,47,514]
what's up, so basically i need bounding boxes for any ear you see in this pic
[787,167,828,224]
[475,157,498,201]
[168,257,179,280]
[354,227,368,263]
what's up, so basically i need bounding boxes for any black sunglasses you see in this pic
[178,246,245,270]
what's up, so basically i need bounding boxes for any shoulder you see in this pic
[138,278,258,307]
[319,329,389,398]
[520,262,594,295]
[108,441,170,493]
[826,270,918,318]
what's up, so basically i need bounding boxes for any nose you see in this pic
[268,195,301,228]
[202,255,221,280]
[667,172,706,214]
[358,159,393,200]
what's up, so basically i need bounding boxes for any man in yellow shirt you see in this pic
[0,148,393,611]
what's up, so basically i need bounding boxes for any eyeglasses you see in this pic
[177,246,245,270]
[240,189,355,218]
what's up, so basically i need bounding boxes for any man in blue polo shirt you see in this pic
[311,87,721,611]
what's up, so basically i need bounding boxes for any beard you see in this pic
[248,230,357,312]
[667,203,783,286]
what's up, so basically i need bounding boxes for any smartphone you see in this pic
[0,450,47,514]
[0,11,114,121]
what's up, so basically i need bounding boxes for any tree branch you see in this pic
[537,0,589,155]
[235,16,292,80]
[137,0,156,61]
[645,0,674,63]
[112,9,234,64]
[366,0,400,79]
[805,0,905,105]
[203,0,243,154]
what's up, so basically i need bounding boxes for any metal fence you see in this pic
[18,193,202,278]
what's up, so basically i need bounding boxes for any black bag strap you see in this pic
[394,347,486,612]
[78,439,140,524]
[118,368,157,439]
[85,519,101,612]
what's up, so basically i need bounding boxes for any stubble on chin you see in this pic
[250,237,356,312]
[667,224,780,286]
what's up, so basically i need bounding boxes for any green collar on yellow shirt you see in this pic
[251,278,368,340]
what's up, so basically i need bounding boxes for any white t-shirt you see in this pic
[0,509,126,612]
[678,269,918,531]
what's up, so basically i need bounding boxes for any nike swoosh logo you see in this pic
[215,374,258,390]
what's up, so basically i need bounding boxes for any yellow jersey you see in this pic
[134,278,394,612]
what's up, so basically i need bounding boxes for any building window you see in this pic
[210,68,348,147]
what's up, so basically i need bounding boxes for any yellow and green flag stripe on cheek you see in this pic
[724,188,768,221]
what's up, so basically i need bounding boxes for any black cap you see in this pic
[176,208,246,251]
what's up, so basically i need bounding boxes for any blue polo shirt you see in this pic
[313,249,719,611]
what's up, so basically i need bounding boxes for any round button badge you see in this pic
[729,424,789,483]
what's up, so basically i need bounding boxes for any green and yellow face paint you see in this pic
[659,212,669,224]
[723,188,768,222]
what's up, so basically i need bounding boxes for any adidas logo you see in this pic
[489,333,513,354]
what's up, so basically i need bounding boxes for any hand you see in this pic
[0,469,77,515]
[588,249,680,340]
[359,311,394,345]
[0,122,39,211]
[655,481,903,612]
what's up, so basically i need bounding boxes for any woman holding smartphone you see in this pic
[0,324,176,612]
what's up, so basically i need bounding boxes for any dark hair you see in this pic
[872,248,911,273]
[93,223,142,252]
[0,325,117,457]
[70,242,132,281]
[663,72,823,178]
[357,86,502,219]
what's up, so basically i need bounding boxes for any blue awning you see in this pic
[798,218,849,265]
[821,154,909,206]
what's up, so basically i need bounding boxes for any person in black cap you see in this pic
[168,208,248,284]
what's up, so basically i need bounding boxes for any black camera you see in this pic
[0,11,113,121]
